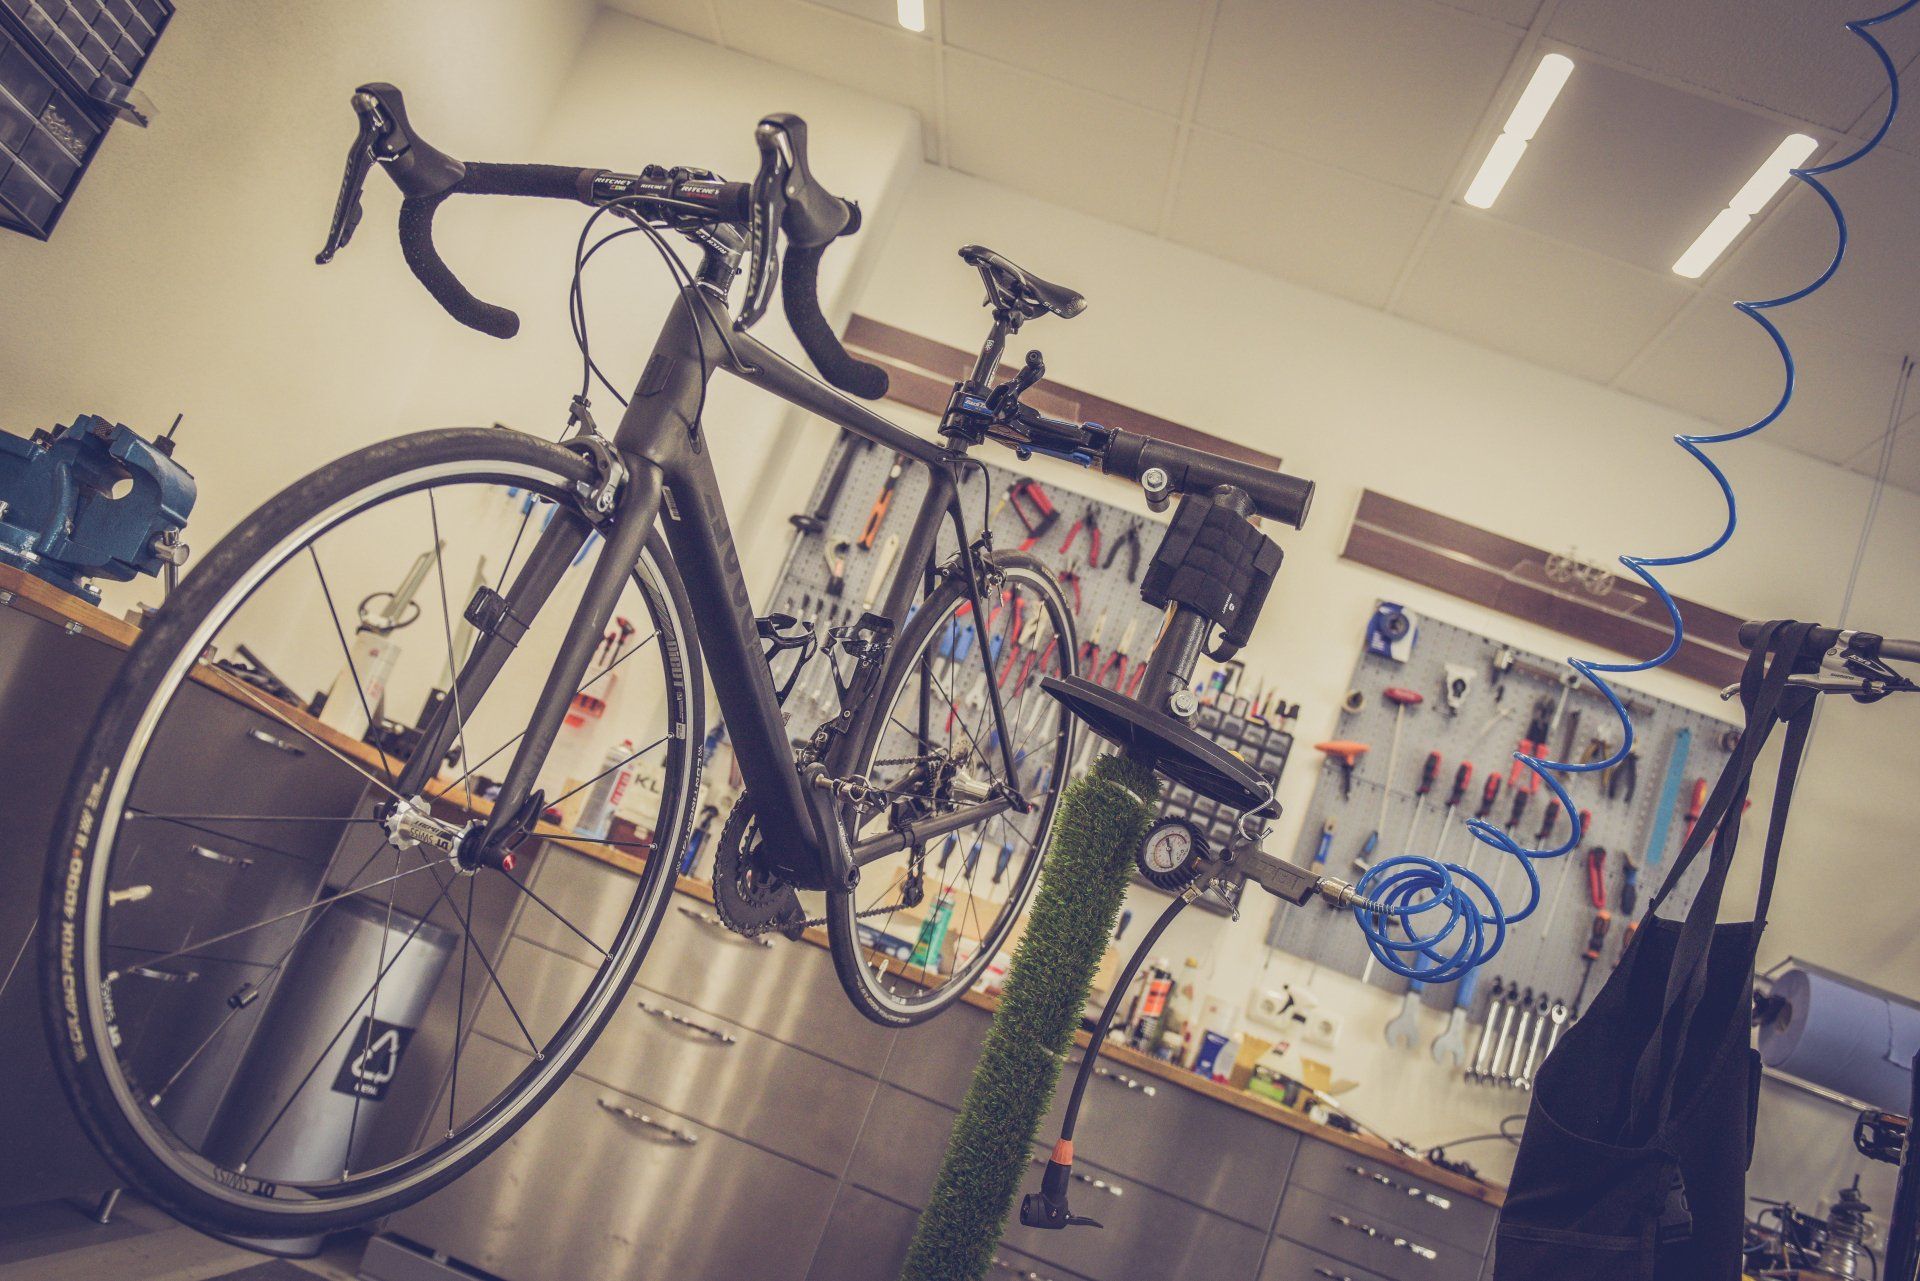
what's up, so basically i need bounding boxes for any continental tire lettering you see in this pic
[59,768,111,1064]
[211,1166,278,1197]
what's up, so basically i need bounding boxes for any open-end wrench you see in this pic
[1465,977,1504,1081]
[1499,987,1534,1087]
[1514,992,1552,1091]
[1541,1000,1569,1066]
[1384,954,1427,1049]
[1430,967,1479,1067]
[1479,985,1521,1085]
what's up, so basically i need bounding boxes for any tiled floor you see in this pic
[0,1196,367,1281]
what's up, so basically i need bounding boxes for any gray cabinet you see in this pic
[374,845,1502,1281]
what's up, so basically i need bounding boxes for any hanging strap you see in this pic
[1623,621,1819,1142]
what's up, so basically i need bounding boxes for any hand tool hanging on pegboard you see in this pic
[1102,519,1143,581]
[858,451,908,549]
[790,432,872,534]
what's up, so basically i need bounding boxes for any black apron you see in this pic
[1494,621,1820,1281]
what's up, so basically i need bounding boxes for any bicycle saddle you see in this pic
[960,245,1087,321]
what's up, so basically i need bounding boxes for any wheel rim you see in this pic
[68,453,695,1219]
[836,565,1074,1016]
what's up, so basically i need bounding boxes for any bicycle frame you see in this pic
[399,282,1025,893]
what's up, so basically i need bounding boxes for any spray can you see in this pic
[316,631,401,741]
[1128,959,1174,1053]
[910,888,957,973]
[574,739,636,840]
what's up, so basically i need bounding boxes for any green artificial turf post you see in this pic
[900,751,1159,1281]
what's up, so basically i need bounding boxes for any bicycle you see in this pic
[37,83,1313,1239]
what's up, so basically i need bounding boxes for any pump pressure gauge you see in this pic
[1138,817,1208,891]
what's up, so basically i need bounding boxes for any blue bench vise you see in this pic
[0,414,197,604]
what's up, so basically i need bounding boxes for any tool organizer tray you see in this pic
[1266,606,1739,1021]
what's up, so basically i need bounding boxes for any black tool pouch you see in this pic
[1140,492,1282,661]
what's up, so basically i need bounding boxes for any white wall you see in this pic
[857,164,1920,1200]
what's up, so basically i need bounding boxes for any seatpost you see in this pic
[1134,485,1254,721]
[967,311,1016,389]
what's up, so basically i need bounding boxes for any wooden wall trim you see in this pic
[1341,490,1748,688]
[844,314,1283,471]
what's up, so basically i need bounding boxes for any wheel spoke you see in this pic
[496,866,610,959]
[113,861,438,976]
[212,673,403,802]
[307,546,398,785]
[547,733,670,810]
[426,490,476,817]
[344,835,404,1173]
[123,811,384,825]
[449,874,475,1137]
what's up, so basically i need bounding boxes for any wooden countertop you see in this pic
[5,563,1505,1206]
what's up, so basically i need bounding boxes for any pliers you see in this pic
[1059,504,1102,567]
[1102,520,1144,581]
[1605,749,1639,803]
[1508,696,1553,791]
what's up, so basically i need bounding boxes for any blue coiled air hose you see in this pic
[1351,0,1919,983]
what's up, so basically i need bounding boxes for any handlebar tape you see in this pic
[397,162,600,339]
[780,207,889,401]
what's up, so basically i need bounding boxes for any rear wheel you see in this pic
[824,552,1076,1026]
[40,428,700,1236]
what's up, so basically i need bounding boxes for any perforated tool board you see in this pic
[766,432,1295,917]
[1264,606,1739,1024]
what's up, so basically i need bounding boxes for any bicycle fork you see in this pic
[392,462,663,869]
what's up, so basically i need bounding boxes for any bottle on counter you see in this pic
[574,739,637,840]
[909,888,957,973]
[1127,958,1174,1054]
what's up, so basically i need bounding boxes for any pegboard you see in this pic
[764,433,1296,916]
[1265,605,1741,1026]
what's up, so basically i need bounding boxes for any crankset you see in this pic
[710,801,808,938]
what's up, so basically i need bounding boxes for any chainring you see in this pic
[710,800,807,938]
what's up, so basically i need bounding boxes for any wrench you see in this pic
[1384,954,1427,1049]
[1499,987,1534,1086]
[1477,985,1520,1085]
[1464,977,1505,1081]
[1430,968,1479,1067]
[1541,1000,1569,1066]
[1514,992,1552,1091]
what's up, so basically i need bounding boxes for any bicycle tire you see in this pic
[39,427,702,1236]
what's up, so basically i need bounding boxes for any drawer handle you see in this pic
[246,727,305,756]
[108,884,153,907]
[989,1256,1065,1281]
[1093,1066,1155,1097]
[1328,1214,1437,1261]
[676,905,773,948]
[191,844,253,869]
[636,999,737,1045]
[595,1097,698,1145]
[1313,1269,1355,1281]
[124,964,199,984]
[1028,1153,1122,1196]
[1347,1164,1451,1211]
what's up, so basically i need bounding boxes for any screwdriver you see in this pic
[1432,762,1473,862]
[1615,854,1642,964]
[1571,848,1612,1015]
[1402,751,1443,853]
[1311,818,1337,868]
[1460,772,1503,875]
[1536,816,1595,942]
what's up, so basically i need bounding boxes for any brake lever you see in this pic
[316,91,388,265]
[737,121,791,331]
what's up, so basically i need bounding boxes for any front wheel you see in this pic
[824,552,1077,1026]
[40,427,702,1237]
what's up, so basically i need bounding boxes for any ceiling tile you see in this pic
[1195,0,1520,196]
[1484,58,1817,273]
[1706,144,1920,347]
[603,0,719,41]
[1394,208,1693,382]
[809,0,900,25]
[1433,0,1545,25]
[941,50,1179,233]
[1847,417,1920,492]
[1618,301,1905,463]
[1163,128,1435,308]
[711,0,938,132]
[1546,1,1910,129]
[943,0,1210,117]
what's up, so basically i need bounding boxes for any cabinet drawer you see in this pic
[107,820,327,966]
[846,1084,1264,1281]
[1039,1046,1296,1229]
[389,1032,837,1281]
[520,848,896,1075]
[124,686,369,865]
[1261,1239,1395,1281]
[474,938,878,1173]
[107,947,276,1147]
[1276,1184,1484,1281]
[1287,1139,1496,1254]
[808,1184,1093,1281]
[884,994,994,1106]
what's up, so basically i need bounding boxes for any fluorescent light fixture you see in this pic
[1672,133,1820,277]
[1462,54,1574,209]
[897,0,925,32]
